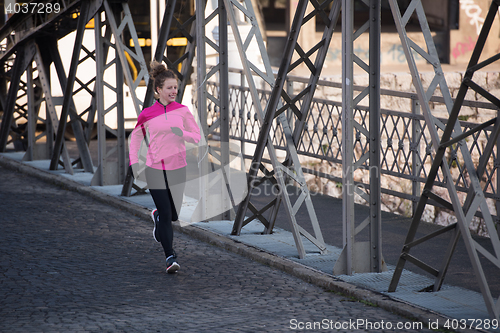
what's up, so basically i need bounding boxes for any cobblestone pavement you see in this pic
[0,166,438,333]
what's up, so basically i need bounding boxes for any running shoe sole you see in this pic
[166,262,180,274]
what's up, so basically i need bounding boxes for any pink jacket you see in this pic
[129,101,200,170]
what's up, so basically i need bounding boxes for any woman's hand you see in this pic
[171,127,184,137]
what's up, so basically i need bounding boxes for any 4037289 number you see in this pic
[5,2,61,15]
[444,318,499,330]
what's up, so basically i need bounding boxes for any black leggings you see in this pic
[145,166,186,258]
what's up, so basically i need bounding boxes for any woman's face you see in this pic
[157,78,178,105]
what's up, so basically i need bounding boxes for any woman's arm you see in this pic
[128,123,146,165]
[182,109,201,144]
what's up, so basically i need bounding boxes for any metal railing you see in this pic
[204,68,500,226]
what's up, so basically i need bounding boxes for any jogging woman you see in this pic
[129,61,200,273]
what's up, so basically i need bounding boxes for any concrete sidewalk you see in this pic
[1,151,497,332]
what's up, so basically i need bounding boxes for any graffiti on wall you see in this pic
[460,0,485,35]
[387,44,425,63]
[452,36,477,59]
[449,0,485,60]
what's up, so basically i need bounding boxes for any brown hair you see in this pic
[149,61,177,92]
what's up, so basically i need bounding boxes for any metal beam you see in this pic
[218,0,231,220]
[334,0,384,275]
[195,0,209,219]
[368,0,382,273]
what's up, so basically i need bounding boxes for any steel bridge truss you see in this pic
[0,0,149,186]
[387,0,500,320]
[0,0,101,172]
[229,0,344,258]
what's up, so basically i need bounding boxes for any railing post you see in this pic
[369,0,382,273]
[286,77,293,126]
[411,97,421,216]
[219,0,231,220]
[195,0,208,219]
[25,61,35,161]
[240,69,245,171]
[341,0,354,273]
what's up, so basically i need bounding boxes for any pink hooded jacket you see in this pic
[129,101,200,170]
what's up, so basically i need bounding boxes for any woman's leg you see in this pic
[165,167,186,221]
[145,167,175,258]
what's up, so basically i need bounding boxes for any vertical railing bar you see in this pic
[412,97,421,215]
